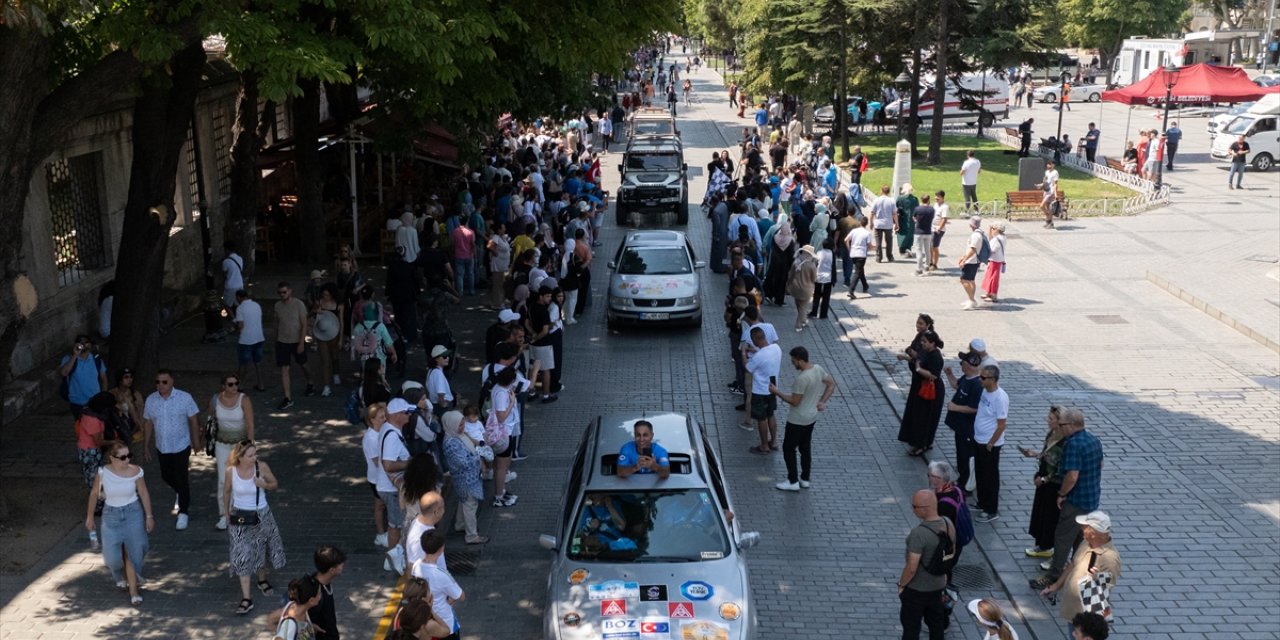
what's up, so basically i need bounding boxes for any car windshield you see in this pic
[618,246,692,275]
[626,153,680,172]
[1224,116,1254,135]
[567,490,731,562]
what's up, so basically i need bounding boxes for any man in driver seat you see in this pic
[617,420,671,479]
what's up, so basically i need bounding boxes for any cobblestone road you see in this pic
[1,54,1278,640]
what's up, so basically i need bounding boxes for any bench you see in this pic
[1004,127,1020,139]
[1103,157,1136,175]
[1006,189,1068,220]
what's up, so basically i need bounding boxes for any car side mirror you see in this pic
[737,531,761,550]
[607,261,617,270]
[682,163,688,172]
[617,164,624,173]
[539,534,558,550]
[694,261,707,269]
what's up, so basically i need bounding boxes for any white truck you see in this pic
[1111,38,1186,87]
[882,72,1009,128]
[1210,95,1280,171]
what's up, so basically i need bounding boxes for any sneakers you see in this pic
[115,580,127,590]
[386,547,407,576]
[492,493,518,507]
[304,384,316,397]
[215,516,228,531]
[505,470,518,482]
[383,557,392,572]
[374,532,389,548]
[775,481,800,492]
[1039,559,1052,571]
[1025,546,1053,558]
[541,394,558,404]
[961,301,976,311]
[480,470,494,481]
[799,480,811,489]
[332,374,341,385]
[727,382,745,394]
[277,398,294,410]
[737,420,755,431]
[175,514,189,530]
[89,531,100,551]
[1028,575,1055,590]
[321,385,332,398]
[171,498,180,516]
[974,511,999,523]
[511,452,530,461]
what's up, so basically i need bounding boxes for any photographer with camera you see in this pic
[59,334,108,418]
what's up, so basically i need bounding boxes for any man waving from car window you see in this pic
[617,420,670,479]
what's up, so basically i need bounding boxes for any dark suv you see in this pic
[617,136,689,226]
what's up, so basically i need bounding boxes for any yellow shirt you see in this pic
[511,235,536,262]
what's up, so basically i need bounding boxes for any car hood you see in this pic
[624,172,681,186]
[610,274,698,299]
[548,562,750,640]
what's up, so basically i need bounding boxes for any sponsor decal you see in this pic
[668,601,696,619]
[640,584,668,602]
[680,580,714,601]
[602,599,627,617]
[589,580,641,601]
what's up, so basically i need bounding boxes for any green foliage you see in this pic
[1058,0,1191,56]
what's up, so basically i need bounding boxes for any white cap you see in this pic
[970,338,986,352]
[387,398,414,414]
[1076,510,1112,533]
[400,380,423,392]
[499,309,521,323]
[430,345,452,358]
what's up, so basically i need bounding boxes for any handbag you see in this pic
[917,378,937,401]
[228,463,261,527]
[203,414,218,457]
[1078,552,1114,622]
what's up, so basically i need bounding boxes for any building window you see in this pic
[46,153,111,287]
[184,126,200,225]
[212,102,232,199]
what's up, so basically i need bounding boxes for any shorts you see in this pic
[1040,191,1055,206]
[750,393,777,420]
[379,490,405,528]
[530,344,555,370]
[238,341,264,365]
[960,263,980,281]
[931,230,945,246]
[493,440,513,458]
[275,341,308,367]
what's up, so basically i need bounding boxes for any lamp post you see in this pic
[895,71,912,139]
[1054,71,1070,163]
[1160,63,1180,133]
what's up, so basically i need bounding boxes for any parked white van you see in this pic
[883,73,1009,128]
[1210,95,1280,171]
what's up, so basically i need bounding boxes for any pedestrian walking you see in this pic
[142,369,201,530]
[1164,122,1181,170]
[1038,511,1121,625]
[233,289,267,391]
[808,238,835,319]
[869,185,896,262]
[898,489,954,640]
[59,334,107,417]
[787,245,818,332]
[770,347,836,491]
[272,576,322,640]
[957,216,985,309]
[969,366,1008,522]
[942,351,983,493]
[912,195,935,276]
[362,402,390,549]
[77,392,116,491]
[310,546,346,640]
[967,599,1020,640]
[895,184,918,259]
[351,303,398,371]
[221,241,245,311]
[743,327,782,454]
[845,217,873,298]
[1037,162,1060,229]
[1033,407,1104,588]
[86,440,153,606]
[898,330,945,457]
[959,150,981,211]
[223,439,286,615]
[1018,118,1034,157]
[1020,406,1066,560]
[274,282,314,409]
[313,285,343,397]
[208,374,255,531]
[980,221,1007,303]
[108,369,145,455]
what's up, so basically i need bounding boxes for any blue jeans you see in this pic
[101,500,148,582]
[837,244,853,286]
[1228,162,1245,187]
[454,258,475,295]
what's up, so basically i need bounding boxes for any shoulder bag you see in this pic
[228,462,261,526]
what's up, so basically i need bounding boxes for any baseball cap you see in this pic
[431,345,452,358]
[400,380,423,392]
[387,398,414,414]
[970,338,986,352]
[309,269,326,280]
[958,351,982,367]
[498,309,521,323]
[969,215,982,227]
[1075,510,1112,533]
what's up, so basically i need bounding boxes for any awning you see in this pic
[1101,63,1270,105]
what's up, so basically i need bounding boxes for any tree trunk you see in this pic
[226,71,272,279]
[292,78,327,263]
[838,33,850,159]
[908,47,923,155]
[926,0,950,165]
[109,42,206,376]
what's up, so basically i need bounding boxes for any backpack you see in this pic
[938,488,975,548]
[402,409,435,457]
[976,234,991,264]
[352,321,382,360]
[344,387,364,425]
[921,519,957,575]
[59,354,101,402]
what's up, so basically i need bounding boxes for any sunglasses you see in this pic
[155,379,172,385]
[113,453,131,461]
[225,381,240,387]
[239,439,254,446]
[980,375,995,380]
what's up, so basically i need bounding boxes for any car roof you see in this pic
[627,138,681,152]
[585,412,708,492]
[621,230,688,246]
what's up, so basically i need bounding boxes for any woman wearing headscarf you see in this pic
[786,245,818,331]
[559,238,582,325]
[441,410,489,544]
[898,329,945,457]
[895,183,918,259]
[395,211,421,264]
[762,214,795,306]
[809,202,831,251]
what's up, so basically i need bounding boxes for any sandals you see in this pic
[236,598,254,615]
[906,448,926,458]
[256,579,274,596]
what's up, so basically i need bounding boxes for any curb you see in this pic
[1145,270,1280,354]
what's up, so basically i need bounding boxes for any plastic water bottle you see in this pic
[88,530,100,551]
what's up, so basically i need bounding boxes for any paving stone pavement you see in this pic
[2,54,1279,640]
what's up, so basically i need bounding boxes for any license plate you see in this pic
[639,312,669,320]
[644,200,658,207]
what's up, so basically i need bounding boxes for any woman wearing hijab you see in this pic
[559,238,582,325]
[395,211,421,263]
[809,202,831,251]
[898,329,945,457]
[762,214,795,306]
[441,410,489,544]
[786,245,818,331]
[895,183,918,259]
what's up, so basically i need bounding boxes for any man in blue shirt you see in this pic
[1083,123,1101,164]
[1035,406,1104,588]
[617,420,670,479]
[59,334,107,417]
[754,103,769,138]
[1164,122,1182,170]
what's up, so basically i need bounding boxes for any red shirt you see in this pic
[451,225,475,260]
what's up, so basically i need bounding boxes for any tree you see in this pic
[1058,0,1191,82]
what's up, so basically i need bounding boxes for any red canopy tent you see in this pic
[1101,63,1270,105]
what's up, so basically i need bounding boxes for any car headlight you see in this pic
[675,297,699,306]
[611,297,633,308]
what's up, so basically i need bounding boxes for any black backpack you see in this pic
[401,409,435,457]
[921,518,957,575]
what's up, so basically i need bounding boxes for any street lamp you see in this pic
[895,71,912,139]
[1054,70,1070,163]
[1160,63,1180,133]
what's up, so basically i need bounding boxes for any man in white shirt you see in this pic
[844,217,874,299]
[955,216,985,310]
[1038,161,1061,229]
[405,491,452,570]
[142,369,201,530]
[959,150,981,212]
[869,185,897,263]
[744,327,782,455]
[971,366,1008,523]
[221,241,244,310]
[929,191,949,271]
[233,290,265,391]
[376,398,413,574]
[412,529,465,638]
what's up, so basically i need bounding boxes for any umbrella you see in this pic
[1101,63,1269,106]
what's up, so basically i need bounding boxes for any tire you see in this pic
[979,112,995,128]
[691,312,703,328]
[1253,153,1274,172]
[676,191,689,225]
[1088,92,1101,102]
[616,203,629,226]
[1042,93,1056,103]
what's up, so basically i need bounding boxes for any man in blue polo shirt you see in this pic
[617,420,670,479]
[1031,406,1104,589]
[59,334,107,417]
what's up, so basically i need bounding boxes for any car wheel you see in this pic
[1088,92,1101,102]
[1253,153,1274,172]
[979,112,995,128]
[1042,93,1056,103]
[677,192,689,225]
[616,203,629,226]
[691,312,703,328]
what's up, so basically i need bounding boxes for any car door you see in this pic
[557,418,598,547]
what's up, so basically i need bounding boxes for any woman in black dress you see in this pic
[895,313,935,368]
[762,215,795,306]
[898,329,945,457]
[1020,406,1066,557]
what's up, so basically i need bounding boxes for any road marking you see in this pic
[372,573,407,640]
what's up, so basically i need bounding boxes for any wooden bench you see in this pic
[1004,127,1020,139]
[1006,188,1068,220]
[1102,157,1136,175]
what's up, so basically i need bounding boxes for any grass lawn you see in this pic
[834,135,1136,200]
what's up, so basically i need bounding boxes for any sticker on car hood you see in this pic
[589,580,641,601]
[639,584,668,601]
[680,620,730,640]
[680,580,714,601]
